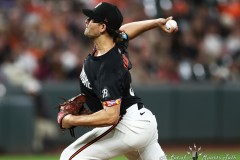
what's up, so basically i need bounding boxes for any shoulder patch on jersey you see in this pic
[101,87,110,99]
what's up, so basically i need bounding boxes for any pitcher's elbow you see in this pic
[107,115,120,125]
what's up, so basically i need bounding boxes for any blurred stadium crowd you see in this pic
[0,0,239,86]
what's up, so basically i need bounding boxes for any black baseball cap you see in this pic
[82,2,123,30]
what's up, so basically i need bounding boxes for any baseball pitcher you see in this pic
[57,2,178,160]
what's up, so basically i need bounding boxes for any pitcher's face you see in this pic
[84,18,105,38]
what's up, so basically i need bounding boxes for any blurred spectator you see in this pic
[22,79,58,153]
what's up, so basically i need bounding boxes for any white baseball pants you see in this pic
[60,104,166,160]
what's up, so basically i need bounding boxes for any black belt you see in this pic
[137,103,144,110]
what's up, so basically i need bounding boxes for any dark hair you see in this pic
[106,28,123,43]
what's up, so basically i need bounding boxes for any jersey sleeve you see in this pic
[99,70,126,107]
[117,32,132,70]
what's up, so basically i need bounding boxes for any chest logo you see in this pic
[80,66,92,89]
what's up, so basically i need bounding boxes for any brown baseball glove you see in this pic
[57,93,91,137]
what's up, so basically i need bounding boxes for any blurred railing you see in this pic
[0,81,240,152]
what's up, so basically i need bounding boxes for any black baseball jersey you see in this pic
[79,32,142,115]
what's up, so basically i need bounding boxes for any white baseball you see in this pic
[165,20,177,30]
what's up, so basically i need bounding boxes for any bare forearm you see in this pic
[63,109,120,128]
[120,19,159,40]
[120,16,177,40]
